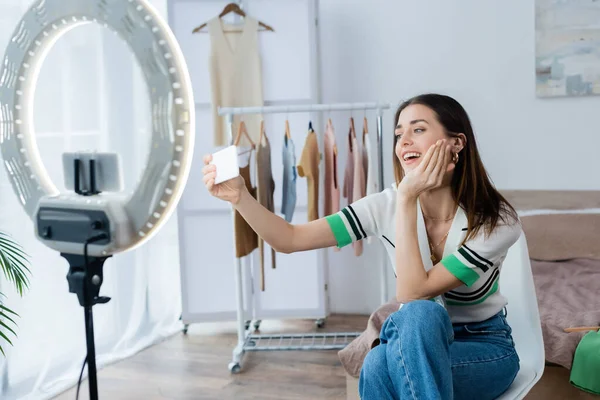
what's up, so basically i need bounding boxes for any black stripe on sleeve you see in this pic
[341,208,362,240]
[458,247,489,272]
[445,269,499,302]
[463,244,493,268]
[348,205,367,239]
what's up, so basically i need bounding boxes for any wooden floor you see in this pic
[53,315,369,400]
[53,314,597,400]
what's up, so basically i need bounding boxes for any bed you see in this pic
[344,190,600,400]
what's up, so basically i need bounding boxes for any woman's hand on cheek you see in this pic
[397,139,454,200]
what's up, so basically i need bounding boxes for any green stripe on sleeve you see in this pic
[441,254,480,287]
[325,214,352,248]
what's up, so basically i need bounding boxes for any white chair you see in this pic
[345,232,545,400]
[497,233,545,399]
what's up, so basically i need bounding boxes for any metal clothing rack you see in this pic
[218,102,391,373]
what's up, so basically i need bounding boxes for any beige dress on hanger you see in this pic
[208,16,264,147]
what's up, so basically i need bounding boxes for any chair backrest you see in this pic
[498,233,545,399]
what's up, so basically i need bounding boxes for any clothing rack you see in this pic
[218,102,391,373]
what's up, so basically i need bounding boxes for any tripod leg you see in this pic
[85,305,99,400]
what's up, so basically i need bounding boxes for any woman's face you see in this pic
[395,104,452,172]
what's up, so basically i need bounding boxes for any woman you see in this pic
[202,94,521,399]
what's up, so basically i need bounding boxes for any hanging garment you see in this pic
[297,123,320,222]
[363,119,378,244]
[324,119,340,217]
[281,126,297,222]
[362,118,369,197]
[208,17,264,147]
[256,130,276,291]
[343,119,365,256]
[234,152,258,258]
[363,117,378,196]
[365,133,378,196]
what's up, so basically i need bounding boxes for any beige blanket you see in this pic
[338,300,400,378]
[532,258,600,369]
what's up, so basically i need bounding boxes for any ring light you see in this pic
[0,1,194,398]
[0,0,194,257]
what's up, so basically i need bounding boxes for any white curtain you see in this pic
[0,1,182,399]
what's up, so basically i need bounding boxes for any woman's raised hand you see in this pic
[202,154,246,205]
[398,139,455,199]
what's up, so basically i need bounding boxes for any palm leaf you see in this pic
[0,328,12,356]
[0,308,17,326]
[0,230,31,356]
[0,232,30,296]
[0,318,17,338]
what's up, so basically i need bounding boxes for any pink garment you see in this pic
[324,119,340,217]
[361,118,369,194]
[343,119,366,257]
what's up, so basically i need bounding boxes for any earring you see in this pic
[452,152,459,164]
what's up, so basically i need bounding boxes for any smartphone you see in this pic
[211,145,240,184]
[63,151,123,193]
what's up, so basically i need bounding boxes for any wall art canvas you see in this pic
[536,0,600,97]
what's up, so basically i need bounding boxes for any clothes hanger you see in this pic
[349,116,357,139]
[258,119,269,146]
[362,114,369,145]
[234,120,256,154]
[347,116,356,152]
[192,3,275,34]
[284,119,291,140]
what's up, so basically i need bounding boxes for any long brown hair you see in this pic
[393,94,518,242]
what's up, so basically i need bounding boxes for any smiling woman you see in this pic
[203,92,523,399]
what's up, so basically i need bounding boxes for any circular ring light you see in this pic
[0,0,194,255]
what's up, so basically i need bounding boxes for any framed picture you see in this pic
[535,0,600,97]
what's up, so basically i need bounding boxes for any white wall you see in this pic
[318,0,600,313]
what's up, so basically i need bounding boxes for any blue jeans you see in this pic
[359,300,519,400]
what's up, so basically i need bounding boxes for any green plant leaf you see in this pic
[0,233,31,296]
[0,304,19,317]
[0,318,17,338]
[0,309,17,326]
[0,327,13,346]
[0,230,30,355]
[0,235,30,261]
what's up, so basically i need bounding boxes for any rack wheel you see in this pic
[229,362,241,374]
[245,320,251,330]
[183,324,189,335]
[253,320,262,331]
[316,318,325,328]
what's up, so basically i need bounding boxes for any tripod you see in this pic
[35,158,114,399]
[62,252,111,400]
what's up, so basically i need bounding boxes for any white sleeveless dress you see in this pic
[208,17,264,147]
